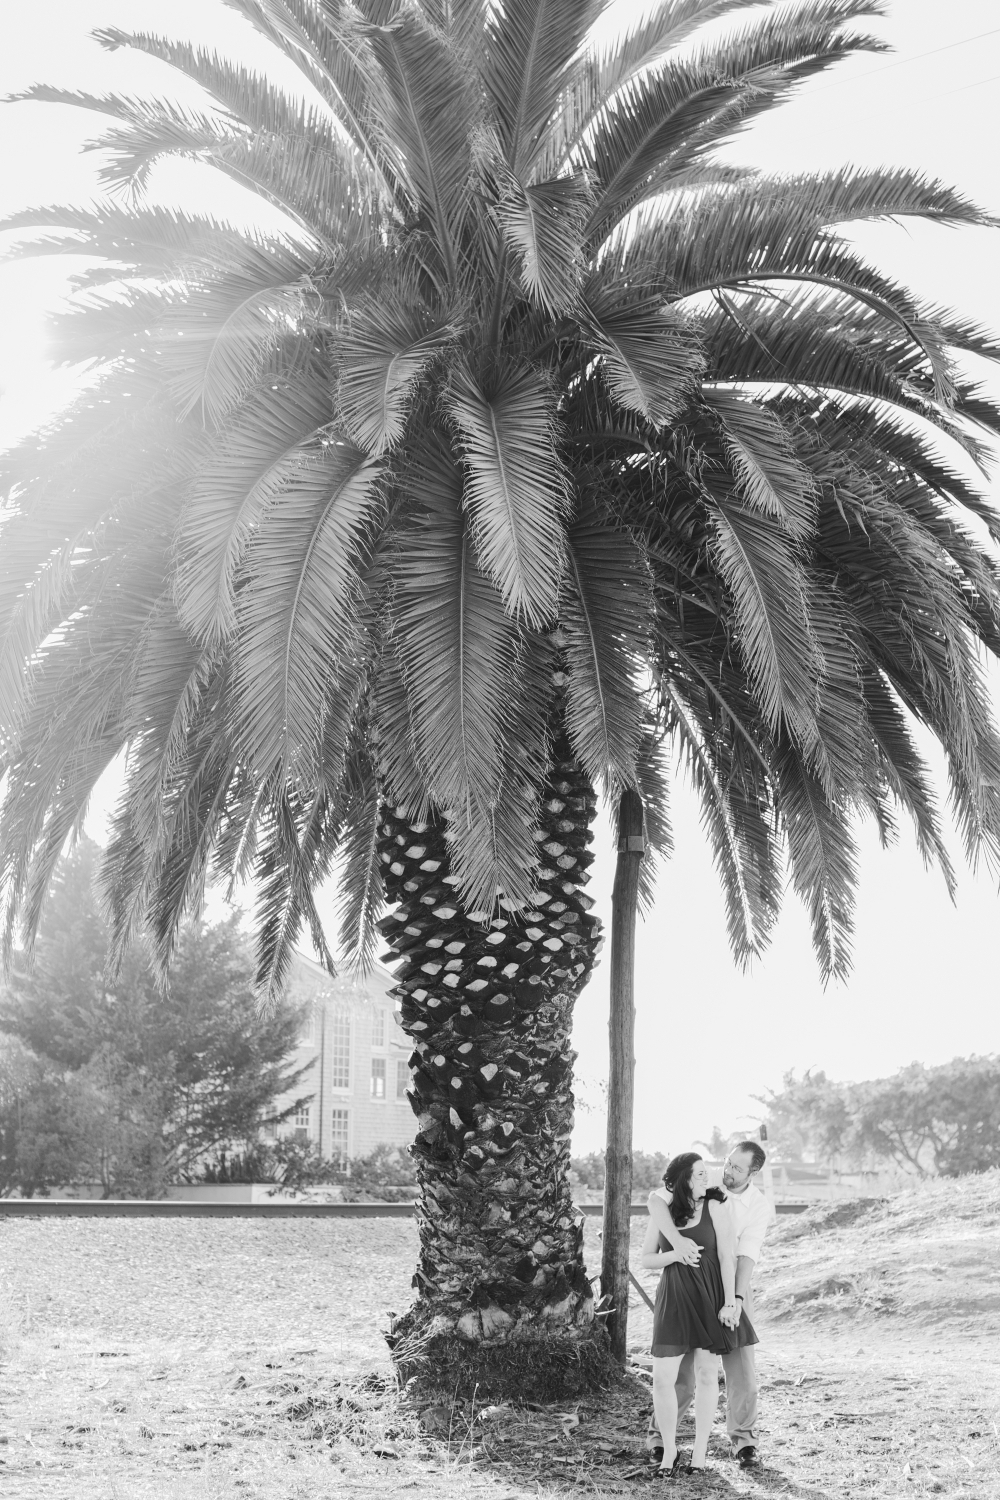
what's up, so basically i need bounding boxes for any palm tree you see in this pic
[3,0,1000,1395]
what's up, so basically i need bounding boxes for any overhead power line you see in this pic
[809,24,1000,94]
[836,69,1000,136]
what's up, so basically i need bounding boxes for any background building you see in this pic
[267,953,414,1159]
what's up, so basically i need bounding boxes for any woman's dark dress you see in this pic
[651,1199,759,1357]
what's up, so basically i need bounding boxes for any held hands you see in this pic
[673,1239,702,1268]
[718,1301,741,1330]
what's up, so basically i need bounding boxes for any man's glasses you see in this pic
[723,1156,751,1179]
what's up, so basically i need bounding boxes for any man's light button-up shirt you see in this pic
[725,1179,772,1263]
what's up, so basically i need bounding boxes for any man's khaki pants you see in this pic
[647,1290,759,1455]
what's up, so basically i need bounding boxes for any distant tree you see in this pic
[569,1152,607,1192]
[759,1057,1000,1177]
[853,1059,1000,1178]
[2,839,109,1069]
[755,1069,853,1165]
[0,839,311,1196]
[0,1040,106,1197]
[570,1148,670,1197]
[694,1126,735,1160]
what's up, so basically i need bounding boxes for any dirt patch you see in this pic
[769,1197,889,1240]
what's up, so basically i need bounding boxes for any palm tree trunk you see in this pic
[378,737,613,1400]
[600,788,644,1365]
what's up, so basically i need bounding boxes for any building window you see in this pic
[396,1059,409,1100]
[331,1108,349,1162]
[371,1057,386,1100]
[298,1006,316,1047]
[262,1116,278,1140]
[371,1008,385,1049]
[293,1103,310,1128]
[330,1008,350,1089]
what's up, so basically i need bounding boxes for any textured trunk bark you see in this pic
[601,788,644,1366]
[378,738,613,1400]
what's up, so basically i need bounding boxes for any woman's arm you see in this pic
[709,1200,738,1324]
[646,1190,701,1266]
[639,1214,682,1271]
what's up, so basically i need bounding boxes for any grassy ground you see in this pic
[0,1173,997,1499]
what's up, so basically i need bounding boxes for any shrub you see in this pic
[192,1139,418,1200]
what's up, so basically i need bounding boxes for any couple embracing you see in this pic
[642,1142,771,1476]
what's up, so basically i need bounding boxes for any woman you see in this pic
[641,1151,758,1475]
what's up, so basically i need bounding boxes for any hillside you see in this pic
[753,1169,1000,1331]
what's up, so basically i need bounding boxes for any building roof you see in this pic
[285,949,398,1009]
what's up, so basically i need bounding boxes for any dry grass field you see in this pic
[0,1172,997,1499]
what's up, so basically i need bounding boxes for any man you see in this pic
[645,1141,772,1470]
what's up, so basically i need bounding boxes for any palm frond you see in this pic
[174,362,333,643]
[860,668,955,892]
[336,743,384,972]
[368,10,477,281]
[789,393,1000,540]
[204,122,376,244]
[371,631,432,822]
[251,787,340,1007]
[561,500,651,787]
[704,389,815,541]
[96,26,382,183]
[142,739,242,983]
[582,281,704,426]
[497,172,592,315]
[336,299,456,454]
[445,361,568,627]
[2,199,295,281]
[231,443,383,781]
[774,740,857,983]
[151,244,323,425]
[0,536,177,963]
[551,0,765,170]
[584,67,743,245]
[584,1,886,242]
[652,0,889,186]
[708,494,822,755]
[102,645,229,972]
[482,0,608,175]
[723,165,991,232]
[214,0,395,193]
[661,677,775,964]
[697,292,953,431]
[27,70,377,242]
[626,191,975,410]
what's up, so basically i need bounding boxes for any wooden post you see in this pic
[600,787,644,1366]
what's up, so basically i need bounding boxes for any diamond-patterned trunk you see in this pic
[378,744,610,1398]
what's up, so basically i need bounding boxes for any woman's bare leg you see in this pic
[652,1354,684,1468]
[691,1350,721,1467]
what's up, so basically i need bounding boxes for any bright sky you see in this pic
[1,1,999,1157]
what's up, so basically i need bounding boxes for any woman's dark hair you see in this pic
[662,1152,727,1225]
